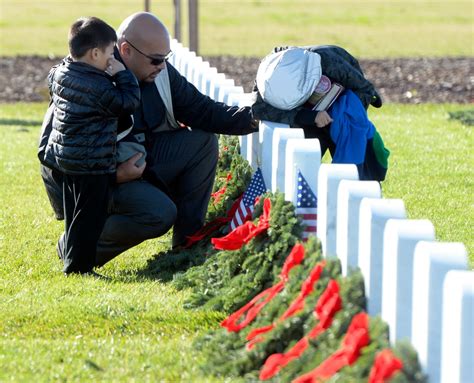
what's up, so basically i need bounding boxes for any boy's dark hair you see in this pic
[69,17,117,59]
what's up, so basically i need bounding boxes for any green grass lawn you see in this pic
[0,1,472,380]
[0,102,472,381]
[1,0,472,57]
[0,103,230,382]
[369,104,473,262]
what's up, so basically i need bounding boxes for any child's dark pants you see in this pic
[62,173,113,274]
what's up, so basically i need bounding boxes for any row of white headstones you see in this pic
[169,39,473,383]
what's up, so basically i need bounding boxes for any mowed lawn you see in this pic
[1,0,472,381]
[0,103,227,382]
[1,0,472,57]
[0,102,472,381]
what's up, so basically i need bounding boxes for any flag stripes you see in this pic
[295,170,318,241]
[230,168,267,231]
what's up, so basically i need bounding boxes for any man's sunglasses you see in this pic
[125,39,173,66]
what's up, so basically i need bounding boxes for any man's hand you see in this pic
[116,153,146,183]
[106,58,126,76]
[314,111,333,128]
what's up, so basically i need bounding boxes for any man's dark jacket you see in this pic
[38,57,257,219]
[133,61,256,135]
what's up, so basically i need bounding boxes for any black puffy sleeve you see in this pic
[168,63,257,135]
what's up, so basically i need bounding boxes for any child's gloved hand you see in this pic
[106,58,126,76]
[371,94,383,108]
[314,111,333,128]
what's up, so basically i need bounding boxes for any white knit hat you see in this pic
[256,48,322,110]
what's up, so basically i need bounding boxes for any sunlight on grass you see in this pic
[0,103,225,381]
[0,336,227,382]
[369,104,473,262]
[0,100,472,380]
[1,0,472,57]
[1,1,472,379]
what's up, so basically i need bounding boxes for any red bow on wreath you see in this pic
[211,198,271,251]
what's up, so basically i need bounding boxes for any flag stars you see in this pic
[230,168,267,231]
[296,172,317,209]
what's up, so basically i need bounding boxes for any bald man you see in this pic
[39,12,258,268]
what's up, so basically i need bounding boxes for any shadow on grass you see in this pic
[135,245,212,283]
[448,109,474,126]
[0,118,43,127]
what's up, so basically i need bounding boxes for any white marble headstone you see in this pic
[381,219,435,342]
[317,164,358,258]
[440,270,474,383]
[336,180,381,276]
[358,198,406,316]
[411,241,467,383]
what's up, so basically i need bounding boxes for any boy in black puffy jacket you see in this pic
[44,17,140,275]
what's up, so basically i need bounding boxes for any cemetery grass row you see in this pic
[0,104,224,381]
[0,101,472,381]
[1,0,472,57]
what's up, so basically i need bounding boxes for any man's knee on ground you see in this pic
[140,199,177,238]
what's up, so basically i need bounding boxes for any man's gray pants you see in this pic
[43,129,218,267]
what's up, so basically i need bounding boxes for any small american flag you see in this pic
[230,167,267,230]
[296,169,317,241]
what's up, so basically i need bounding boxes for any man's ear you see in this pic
[117,41,130,58]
